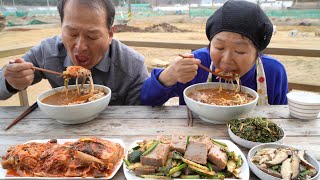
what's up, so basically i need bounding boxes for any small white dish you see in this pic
[228,125,285,149]
[0,138,124,179]
[123,139,250,180]
[248,143,320,180]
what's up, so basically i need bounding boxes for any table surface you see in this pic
[0,105,319,179]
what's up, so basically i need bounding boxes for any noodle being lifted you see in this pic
[62,66,93,95]
[186,68,254,106]
[41,66,106,105]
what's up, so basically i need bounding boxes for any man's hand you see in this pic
[159,54,200,87]
[3,58,34,91]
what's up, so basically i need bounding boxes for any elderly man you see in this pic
[0,0,149,105]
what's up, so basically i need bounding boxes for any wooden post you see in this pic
[128,0,131,21]
[18,90,29,106]
[188,0,191,18]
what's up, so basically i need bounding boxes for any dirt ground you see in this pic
[0,15,319,106]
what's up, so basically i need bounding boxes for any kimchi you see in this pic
[1,137,124,178]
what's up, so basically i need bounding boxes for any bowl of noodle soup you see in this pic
[183,82,258,124]
[37,84,111,124]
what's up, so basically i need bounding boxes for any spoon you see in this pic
[178,54,237,79]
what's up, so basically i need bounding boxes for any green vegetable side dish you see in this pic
[228,117,283,143]
[125,135,244,179]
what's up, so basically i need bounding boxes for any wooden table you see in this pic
[0,105,319,179]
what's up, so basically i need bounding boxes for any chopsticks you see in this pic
[4,102,38,131]
[32,67,63,76]
[8,61,63,76]
[178,54,235,79]
[187,107,193,127]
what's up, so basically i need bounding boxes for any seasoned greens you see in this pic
[228,117,282,143]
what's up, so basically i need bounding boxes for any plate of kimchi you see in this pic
[123,135,250,179]
[0,137,124,179]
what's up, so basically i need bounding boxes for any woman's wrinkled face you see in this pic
[210,32,257,77]
[61,1,113,69]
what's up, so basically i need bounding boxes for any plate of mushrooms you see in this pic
[248,143,319,180]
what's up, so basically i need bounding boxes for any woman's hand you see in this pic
[3,58,34,91]
[159,53,200,87]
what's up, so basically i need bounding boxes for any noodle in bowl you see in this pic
[183,82,258,124]
[37,84,111,124]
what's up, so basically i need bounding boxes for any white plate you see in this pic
[123,140,250,180]
[0,138,124,179]
[248,143,320,180]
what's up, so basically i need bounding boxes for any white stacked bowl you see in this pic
[287,91,320,119]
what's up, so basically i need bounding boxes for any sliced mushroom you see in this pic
[297,150,316,170]
[259,155,270,165]
[251,155,263,163]
[268,153,276,160]
[291,151,300,180]
[256,148,277,156]
[266,150,288,166]
[280,158,292,180]
[74,151,104,164]
[256,164,282,178]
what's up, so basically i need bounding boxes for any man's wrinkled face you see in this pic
[210,32,257,77]
[61,1,113,69]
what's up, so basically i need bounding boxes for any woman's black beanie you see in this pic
[205,0,273,51]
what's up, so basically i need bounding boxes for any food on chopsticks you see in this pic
[187,68,253,106]
[124,135,243,179]
[41,66,107,105]
[251,147,318,180]
[187,88,254,106]
[215,68,241,92]
[62,66,94,95]
[228,117,283,143]
[1,137,124,178]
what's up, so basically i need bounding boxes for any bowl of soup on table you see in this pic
[37,66,111,124]
[183,82,258,124]
[37,84,111,124]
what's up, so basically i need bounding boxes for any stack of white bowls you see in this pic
[286,91,320,119]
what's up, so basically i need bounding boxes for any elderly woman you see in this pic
[141,0,288,106]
